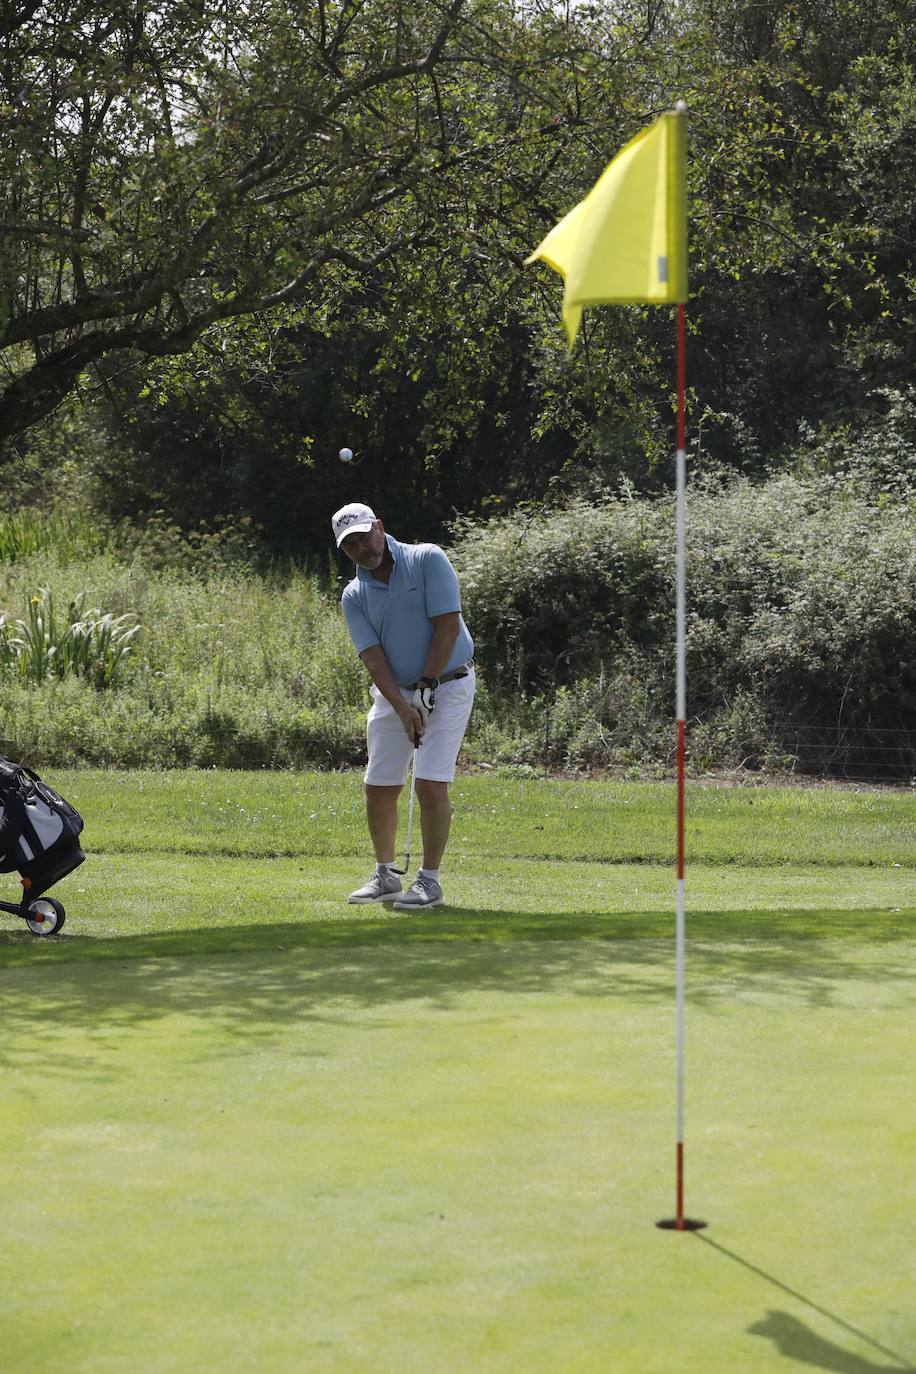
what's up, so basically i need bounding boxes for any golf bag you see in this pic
[0,755,85,898]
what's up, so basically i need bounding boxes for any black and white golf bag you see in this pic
[0,756,85,897]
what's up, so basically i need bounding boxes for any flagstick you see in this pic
[658,302,706,1233]
[675,302,688,1226]
[523,98,700,1232]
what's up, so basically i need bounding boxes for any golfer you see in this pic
[332,502,475,910]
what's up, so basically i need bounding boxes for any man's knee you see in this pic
[415,779,450,809]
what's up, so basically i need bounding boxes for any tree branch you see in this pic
[0,220,94,244]
[320,0,467,119]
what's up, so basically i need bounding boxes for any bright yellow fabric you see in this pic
[526,109,687,346]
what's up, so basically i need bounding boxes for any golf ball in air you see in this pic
[339,447,353,462]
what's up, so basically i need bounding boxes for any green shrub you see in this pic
[795,386,916,501]
[451,497,669,692]
[453,476,916,778]
[111,510,265,575]
[683,478,916,739]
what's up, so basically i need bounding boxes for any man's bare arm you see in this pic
[421,612,461,680]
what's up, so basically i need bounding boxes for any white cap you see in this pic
[331,502,377,547]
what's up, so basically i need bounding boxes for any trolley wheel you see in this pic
[25,897,66,937]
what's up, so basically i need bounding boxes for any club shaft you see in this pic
[404,745,418,870]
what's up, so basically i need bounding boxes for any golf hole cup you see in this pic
[339,447,353,462]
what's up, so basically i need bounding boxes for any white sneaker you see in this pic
[347,869,403,904]
[393,874,444,910]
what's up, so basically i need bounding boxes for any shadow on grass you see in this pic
[696,1236,914,1371]
[0,906,913,965]
[748,1311,914,1373]
[0,909,914,1063]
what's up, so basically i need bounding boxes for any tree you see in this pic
[6,0,913,526]
[70,1,698,547]
[0,0,485,443]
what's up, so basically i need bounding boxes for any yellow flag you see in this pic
[525,107,687,346]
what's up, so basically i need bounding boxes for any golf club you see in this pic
[391,737,419,876]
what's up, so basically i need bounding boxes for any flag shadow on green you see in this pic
[697,1235,914,1372]
[748,1311,914,1374]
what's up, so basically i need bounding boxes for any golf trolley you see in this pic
[0,755,85,937]
[0,885,71,937]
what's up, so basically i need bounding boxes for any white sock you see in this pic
[419,867,440,884]
[376,861,395,874]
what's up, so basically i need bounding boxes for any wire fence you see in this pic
[734,723,916,786]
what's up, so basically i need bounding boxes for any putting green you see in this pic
[2,923,914,1373]
[2,770,913,1369]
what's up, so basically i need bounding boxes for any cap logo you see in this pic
[335,511,371,534]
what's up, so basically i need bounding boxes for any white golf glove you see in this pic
[417,677,437,722]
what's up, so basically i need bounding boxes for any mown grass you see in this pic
[5,933,914,1374]
[2,856,913,964]
[0,772,914,1372]
[1,770,910,958]
[59,768,916,867]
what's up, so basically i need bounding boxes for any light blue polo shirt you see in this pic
[341,534,474,685]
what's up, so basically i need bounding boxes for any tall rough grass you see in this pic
[0,507,108,563]
[0,535,369,768]
[1,480,913,779]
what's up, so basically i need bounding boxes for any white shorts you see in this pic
[365,669,476,785]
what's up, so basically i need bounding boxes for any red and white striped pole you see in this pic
[658,302,706,1233]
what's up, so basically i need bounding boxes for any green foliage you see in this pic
[4,0,916,544]
[46,0,911,551]
[110,511,265,575]
[0,0,520,440]
[0,483,912,778]
[0,506,110,563]
[0,589,140,689]
[0,522,367,766]
[452,475,916,777]
[452,499,669,692]
[794,386,916,499]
